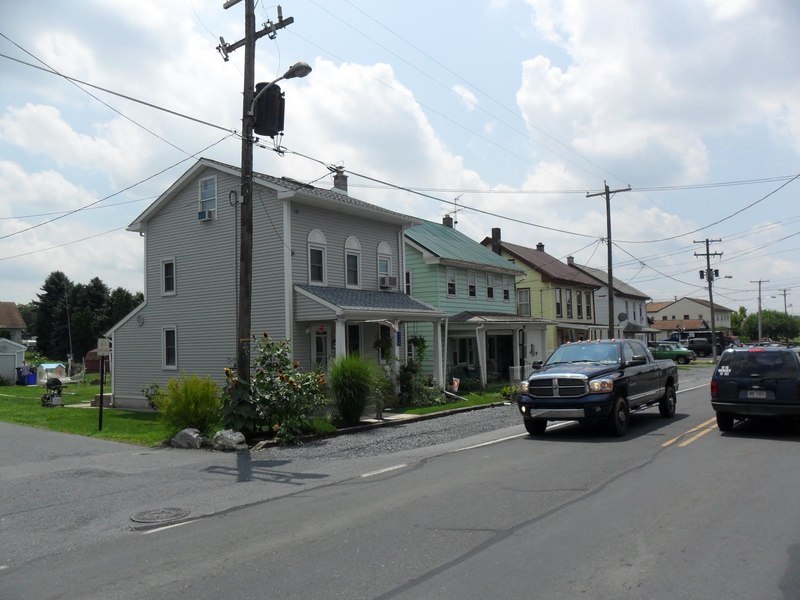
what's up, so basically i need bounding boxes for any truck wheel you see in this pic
[524,417,547,435]
[716,412,735,432]
[607,396,629,437]
[659,385,677,418]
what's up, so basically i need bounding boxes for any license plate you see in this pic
[747,390,767,399]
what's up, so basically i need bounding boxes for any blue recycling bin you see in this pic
[27,372,37,385]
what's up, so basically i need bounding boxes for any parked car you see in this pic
[710,346,800,431]
[686,337,717,357]
[650,343,695,364]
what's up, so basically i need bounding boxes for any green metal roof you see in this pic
[405,221,524,274]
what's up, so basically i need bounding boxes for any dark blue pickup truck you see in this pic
[517,339,679,437]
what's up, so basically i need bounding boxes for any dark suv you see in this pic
[710,346,800,431]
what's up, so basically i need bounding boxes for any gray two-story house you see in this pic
[108,158,445,408]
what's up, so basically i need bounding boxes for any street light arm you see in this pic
[247,61,312,116]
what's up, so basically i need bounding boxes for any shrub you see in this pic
[500,385,519,402]
[328,354,374,426]
[154,373,221,436]
[0,375,10,386]
[223,333,327,443]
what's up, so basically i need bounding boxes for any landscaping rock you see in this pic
[171,428,205,449]
[212,429,248,452]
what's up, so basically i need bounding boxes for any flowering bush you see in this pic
[222,333,326,443]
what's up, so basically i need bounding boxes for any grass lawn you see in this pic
[0,382,170,446]
[398,386,507,415]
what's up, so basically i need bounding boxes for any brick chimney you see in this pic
[333,167,348,194]
[536,242,545,252]
[442,214,453,228]
[567,256,574,265]
[491,227,501,255]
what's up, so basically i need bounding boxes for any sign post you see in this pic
[97,338,111,431]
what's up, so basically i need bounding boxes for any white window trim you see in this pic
[345,250,361,288]
[486,274,495,300]
[199,175,217,217]
[502,275,511,302]
[377,241,392,281]
[467,271,477,298]
[518,288,531,317]
[162,326,178,370]
[446,267,457,297]
[308,229,328,286]
[161,258,176,296]
[405,270,413,296]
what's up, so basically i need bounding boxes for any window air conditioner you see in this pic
[198,209,213,222]
[379,275,398,289]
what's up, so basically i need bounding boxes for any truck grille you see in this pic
[529,377,587,398]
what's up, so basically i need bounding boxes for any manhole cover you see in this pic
[131,507,190,524]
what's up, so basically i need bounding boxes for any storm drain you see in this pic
[131,507,190,524]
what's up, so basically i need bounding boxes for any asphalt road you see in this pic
[6,364,798,599]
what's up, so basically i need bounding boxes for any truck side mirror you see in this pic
[628,355,647,366]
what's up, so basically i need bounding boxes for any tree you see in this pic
[730,306,747,336]
[16,302,37,336]
[34,271,72,359]
[107,287,143,325]
[742,309,800,342]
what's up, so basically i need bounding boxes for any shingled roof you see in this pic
[0,302,26,329]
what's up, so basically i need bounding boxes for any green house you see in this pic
[404,217,551,388]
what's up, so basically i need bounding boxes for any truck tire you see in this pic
[524,417,547,435]
[659,385,677,418]
[607,396,629,437]
[716,412,735,432]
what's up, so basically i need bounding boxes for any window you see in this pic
[199,176,217,215]
[162,259,176,296]
[577,291,583,318]
[487,274,495,299]
[405,270,412,295]
[308,230,327,285]
[347,324,361,355]
[566,290,573,319]
[518,288,531,316]
[447,268,457,296]
[345,236,361,288]
[163,327,177,369]
[377,241,392,280]
[468,271,477,298]
[586,292,592,319]
[454,338,475,365]
[555,288,563,318]
[502,276,511,301]
[662,316,668,320]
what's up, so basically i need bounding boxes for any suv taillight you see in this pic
[710,380,718,398]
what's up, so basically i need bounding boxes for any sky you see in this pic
[1,0,799,318]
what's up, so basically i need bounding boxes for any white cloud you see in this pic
[452,84,478,110]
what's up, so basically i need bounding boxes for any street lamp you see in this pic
[236,60,311,390]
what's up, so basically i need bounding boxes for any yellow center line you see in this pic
[662,417,717,447]
[678,426,716,447]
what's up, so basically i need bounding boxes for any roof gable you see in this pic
[0,302,26,329]
[570,263,649,299]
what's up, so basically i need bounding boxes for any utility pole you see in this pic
[751,279,769,342]
[220,1,295,388]
[777,288,791,315]
[694,239,722,360]
[587,181,631,340]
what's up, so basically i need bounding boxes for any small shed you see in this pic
[0,338,26,383]
[37,362,66,383]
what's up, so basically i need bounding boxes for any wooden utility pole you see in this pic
[694,239,722,360]
[751,279,770,342]
[220,1,294,386]
[586,182,630,340]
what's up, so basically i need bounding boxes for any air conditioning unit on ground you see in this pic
[379,275,398,289]
[198,209,213,222]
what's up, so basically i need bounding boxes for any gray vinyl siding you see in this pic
[290,202,402,288]
[251,184,288,339]
[112,169,257,407]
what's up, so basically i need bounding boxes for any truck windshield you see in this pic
[546,343,620,365]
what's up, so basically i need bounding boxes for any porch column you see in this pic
[432,319,443,387]
[391,319,401,380]
[335,318,347,362]
[513,328,521,371]
[475,325,487,388]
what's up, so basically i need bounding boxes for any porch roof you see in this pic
[447,311,553,328]
[295,285,446,322]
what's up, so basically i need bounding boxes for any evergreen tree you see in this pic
[34,271,72,359]
[107,287,143,325]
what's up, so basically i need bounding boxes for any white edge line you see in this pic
[140,519,198,535]
[361,464,407,478]
[452,433,528,452]
[0,565,8,570]
[678,383,708,393]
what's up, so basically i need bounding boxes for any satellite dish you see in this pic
[617,312,628,323]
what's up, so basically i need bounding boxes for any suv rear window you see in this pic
[719,350,800,379]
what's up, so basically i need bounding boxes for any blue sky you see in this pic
[1,0,799,316]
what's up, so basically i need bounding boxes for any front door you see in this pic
[314,331,329,369]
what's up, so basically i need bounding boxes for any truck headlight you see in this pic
[518,380,529,394]
[589,378,614,393]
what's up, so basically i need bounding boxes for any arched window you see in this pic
[308,229,327,285]
[377,241,392,279]
[345,236,361,288]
